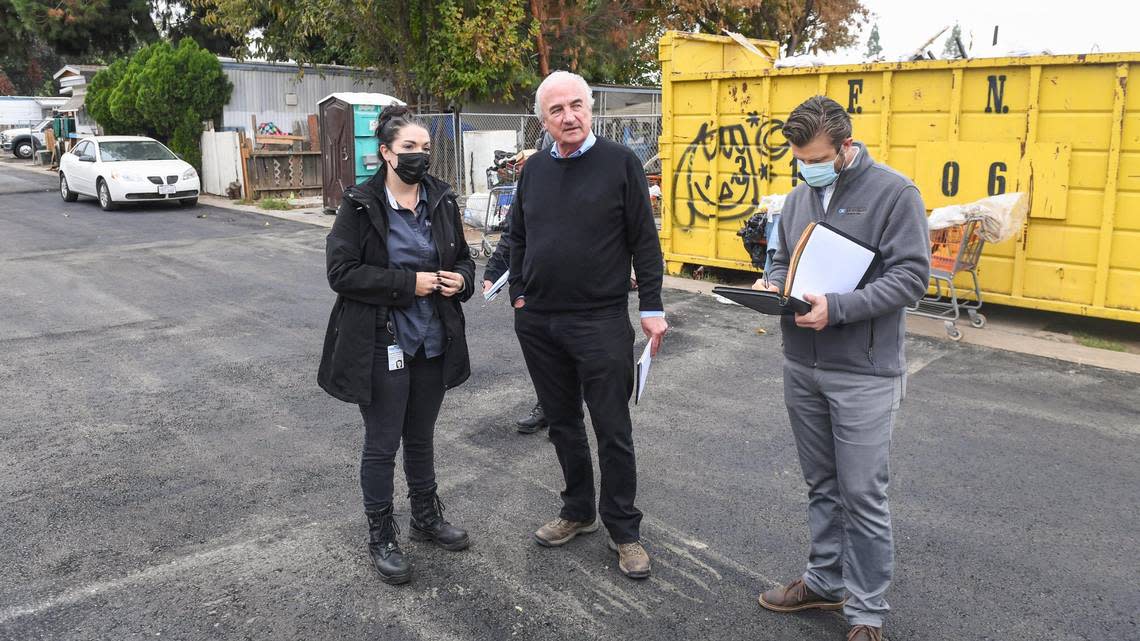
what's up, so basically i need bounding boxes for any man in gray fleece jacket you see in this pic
[756,96,930,641]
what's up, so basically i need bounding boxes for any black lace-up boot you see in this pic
[366,507,411,584]
[516,401,547,434]
[409,487,470,551]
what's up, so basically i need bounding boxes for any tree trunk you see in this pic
[530,0,551,77]
[786,0,815,56]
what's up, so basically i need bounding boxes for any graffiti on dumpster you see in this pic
[671,112,792,228]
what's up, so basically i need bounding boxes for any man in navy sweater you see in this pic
[508,71,667,579]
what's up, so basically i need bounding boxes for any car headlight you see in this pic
[111,172,146,182]
[181,167,197,181]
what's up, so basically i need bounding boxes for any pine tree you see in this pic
[942,23,964,58]
[865,22,882,59]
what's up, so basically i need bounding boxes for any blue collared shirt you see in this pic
[549,131,596,159]
[540,131,663,320]
[384,185,445,358]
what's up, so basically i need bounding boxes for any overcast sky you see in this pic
[856,0,1140,58]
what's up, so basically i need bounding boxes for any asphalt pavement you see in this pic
[1,167,1137,641]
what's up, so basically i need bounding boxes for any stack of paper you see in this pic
[484,270,510,302]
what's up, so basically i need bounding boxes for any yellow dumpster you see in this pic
[658,31,1140,323]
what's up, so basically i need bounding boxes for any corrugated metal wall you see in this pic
[220,60,395,136]
[0,97,57,127]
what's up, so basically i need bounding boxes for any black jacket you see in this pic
[482,214,511,283]
[318,172,476,405]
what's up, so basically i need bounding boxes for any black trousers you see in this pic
[514,304,642,543]
[358,347,445,512]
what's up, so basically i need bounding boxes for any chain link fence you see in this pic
[417,112,463,198]
[416,111,661,199]
[591,114,661,170]
[456,113,543,196]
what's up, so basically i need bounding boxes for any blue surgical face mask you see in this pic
[797,151,844,188]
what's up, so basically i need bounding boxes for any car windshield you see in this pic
[34,118,52,131]
[99,141,177,162]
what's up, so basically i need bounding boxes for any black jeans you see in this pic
[514,304,642,543]
[358,347,446,512]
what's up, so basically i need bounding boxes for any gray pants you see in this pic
[783,359,904,628]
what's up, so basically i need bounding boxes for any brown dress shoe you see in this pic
[847,625,883,641]
[757,577,845,612]
[607,538,651,579]
[534,517,600,547]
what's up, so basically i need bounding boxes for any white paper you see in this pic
[483,269,510,302]
[788,225,876,303]
[635,341,653,405]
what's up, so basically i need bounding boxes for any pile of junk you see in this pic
[462,148,537,258]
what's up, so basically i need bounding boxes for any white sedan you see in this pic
[59,136,200,210]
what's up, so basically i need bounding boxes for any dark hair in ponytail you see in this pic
[376,104,427,166]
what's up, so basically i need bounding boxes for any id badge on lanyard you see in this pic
[387,345,405,371]
[384,320,404,371]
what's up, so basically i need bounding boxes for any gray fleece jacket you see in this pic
[766,142,930,377]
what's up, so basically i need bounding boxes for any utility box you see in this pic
[318,92,404,213]
[658,30,1140,323]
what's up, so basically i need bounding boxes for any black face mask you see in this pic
[391,152,430,184]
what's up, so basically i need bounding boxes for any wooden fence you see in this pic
[243,147,322,199]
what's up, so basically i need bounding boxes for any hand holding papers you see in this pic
[635,341,652,405]
[483,270,510,302]
[712,221,879,316]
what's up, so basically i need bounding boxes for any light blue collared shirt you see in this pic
[525,131,663,320]
[549,132,596,159]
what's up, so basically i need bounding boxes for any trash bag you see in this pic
[927,192,1028,243]
[736,194,788,269]
[738,212,767,268]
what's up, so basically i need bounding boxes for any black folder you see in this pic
[713,221,880,316]
[712,287,811,315]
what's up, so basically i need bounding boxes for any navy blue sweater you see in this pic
[507,137,663,313]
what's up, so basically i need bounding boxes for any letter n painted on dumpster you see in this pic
[985,75,1010,113]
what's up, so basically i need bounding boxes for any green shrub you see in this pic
[86,39,232,171]
[258,197,291,210]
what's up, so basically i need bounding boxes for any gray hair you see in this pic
[782,95,852,149]
[534,71,594,118]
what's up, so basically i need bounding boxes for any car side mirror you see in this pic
[79,155,95,162]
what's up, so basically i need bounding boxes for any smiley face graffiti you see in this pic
[672,113,790,228]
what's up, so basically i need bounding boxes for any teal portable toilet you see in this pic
[319,92,405,213]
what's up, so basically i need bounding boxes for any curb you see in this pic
[197,194,334,228]
[0,162,337,229]
[0,160,55,176]
[676,277,1140,375]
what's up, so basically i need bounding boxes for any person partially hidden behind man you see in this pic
[755,95,930,641]
[508,71,667,579]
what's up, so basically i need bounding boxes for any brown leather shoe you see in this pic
[757,577,845,612]
[847,625,883,641]
[607,538,651,579]
[534,517,600,547]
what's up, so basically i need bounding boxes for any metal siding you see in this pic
[0,98,48,126]
[222,65,394,135]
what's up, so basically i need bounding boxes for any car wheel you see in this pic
[178,197,198,207]
[60,174,78,202]
[15,141,33,159]
[97,179,117,211]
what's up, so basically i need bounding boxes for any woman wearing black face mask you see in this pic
[319,104,476,585]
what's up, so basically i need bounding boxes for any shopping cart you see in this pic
[479,184,516,257]
[906,217,987,341]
